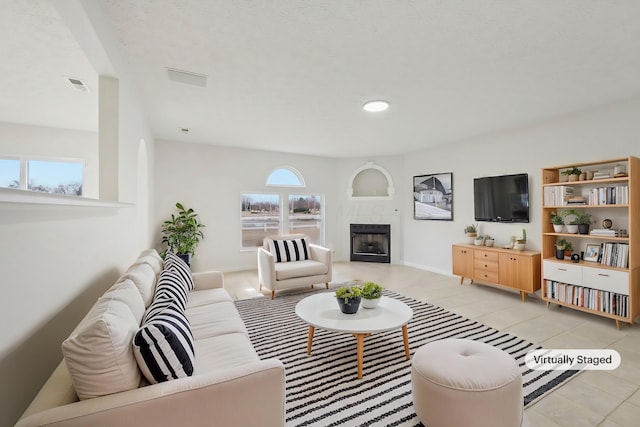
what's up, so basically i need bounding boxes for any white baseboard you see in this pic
[402,261,454,278]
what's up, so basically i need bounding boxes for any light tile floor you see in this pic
[223,261,640,426]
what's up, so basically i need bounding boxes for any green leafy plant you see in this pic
[361,282,383,300]
[551,213,564,225]
[161,202,205,258]
[516,228,527,243]
[335,286,362,303]
[561,167,582,176]
[464,224,478,234]
[556,238,569,249]
[575,212,593,225]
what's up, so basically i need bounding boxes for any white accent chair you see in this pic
[257,234,332,299]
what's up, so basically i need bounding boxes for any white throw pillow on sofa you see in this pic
[103,279,145,322]
[118,262,157,307]
[62,298,142,400]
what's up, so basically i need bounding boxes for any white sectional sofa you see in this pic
[16,250,285,427]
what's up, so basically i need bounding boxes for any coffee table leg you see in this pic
[307,326,315,355]
[355,333,365,379]
[402,325,410,360]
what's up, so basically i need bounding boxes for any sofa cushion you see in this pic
[154,269,189,310]
[269,238,309,263]
[193,332,260,374]
[61,299,141,400]
[186,288,232,309]
[103,279,145,323]
[186,301,248,339]
[165,252,195,290]
[118,262,157,307]
[274,259,328,280]
[134,249,164,275]
[133,302,195,384]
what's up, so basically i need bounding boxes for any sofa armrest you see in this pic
[192,270,224,290]
[257,248,276,288]
[16,359,285,427]
[309,244,332,266]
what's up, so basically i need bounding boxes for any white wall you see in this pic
[154,141,340,272]
[0,88,155,427]
[402,97,640,275]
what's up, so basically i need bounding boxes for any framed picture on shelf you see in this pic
[413,173,453,220]
[584,244,600,262]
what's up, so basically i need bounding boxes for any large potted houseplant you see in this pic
[335,286,362,314]
[161,202,205,266]
[361,282,383,309]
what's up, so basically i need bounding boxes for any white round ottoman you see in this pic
[411,338,523,427]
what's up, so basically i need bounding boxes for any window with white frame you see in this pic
[288,194,322,245]
[241,193,281,248]
[0,157,84,196]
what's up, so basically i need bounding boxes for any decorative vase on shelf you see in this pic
[566,224,579,234]
[556,248,565,259]
[553,224,564,233]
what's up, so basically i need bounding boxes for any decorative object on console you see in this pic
[464,224,478,243]
[484,236,495,247]
[474,235,486,246]
[561,166,582,182]
[161,202,205,266]
[335,286,362,314]
[514,229,526,250]
[361,281,383,308]
[570,253,580,263]
[413,173,453,220]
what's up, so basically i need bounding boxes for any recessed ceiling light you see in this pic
[363,100,390,112]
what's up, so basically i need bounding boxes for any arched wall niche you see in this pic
[348,162,395,199]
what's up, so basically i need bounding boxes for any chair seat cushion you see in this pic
[275,260,328,281]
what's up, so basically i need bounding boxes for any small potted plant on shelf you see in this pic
[335,286,362,314]
[551,213,564,233]
[161,202,205,266]
[360,282,383,309]
[575,212,593,235]
[555,238,569,259]
[560,208,579,234]
[563,241,574,258]
[474,235,486,246]
[464,224,478,243]
[561,167,582,182]
[484,235,495,247]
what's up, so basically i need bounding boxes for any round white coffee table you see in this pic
[295,292,413,379]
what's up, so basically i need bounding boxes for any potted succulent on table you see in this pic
[361,282,383,309]
[484,235,495,247]
[551,213,564,233]
[335,286,362,314]
[161,202,205,266]
[514,229,526,250]
[575,212,593,235]
[474,235,486,246]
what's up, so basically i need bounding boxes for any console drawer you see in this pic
[582,268,629,295]
[474,250,499,262]
[543,260,581,284]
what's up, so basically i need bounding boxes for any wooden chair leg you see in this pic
[271,290,275,300]
[311,284,314,289]
[259,283,262,291]
[325,282,329,289]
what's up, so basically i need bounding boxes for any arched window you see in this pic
[266,167,305,187]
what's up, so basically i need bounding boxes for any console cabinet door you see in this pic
[499,253,536,292]
[452,245,473,279]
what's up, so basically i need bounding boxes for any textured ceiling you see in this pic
[0,0,98,132]
[3,1,640,157]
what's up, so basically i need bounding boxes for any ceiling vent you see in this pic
[167,68,208,88]
[66,77,90,93]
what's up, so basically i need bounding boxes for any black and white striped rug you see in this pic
[234,289,580,427]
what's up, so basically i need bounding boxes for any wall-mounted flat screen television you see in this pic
[473,173,529,223]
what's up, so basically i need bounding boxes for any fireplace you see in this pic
[350,224,390,263]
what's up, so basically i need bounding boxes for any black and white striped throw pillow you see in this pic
[153,269,189,310]
[133,302,195,384]
[269,238,310,263]
[164,252,195,290]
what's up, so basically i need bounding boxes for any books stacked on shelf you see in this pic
[597,242,629,268]
[592,170,612,180]
[586,185,629,205]
[543,185,574,206]
[567,196,587,205]
[545,280,628,317]
[590,229,619,237]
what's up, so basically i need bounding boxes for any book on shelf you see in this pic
[593,170,612,180]
[597,242,629,268]
[543,185,574,206]
[590,229,619,237]
[587,186,628,205]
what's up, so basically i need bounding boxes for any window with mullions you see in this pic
[241,193,281,248]
[0,157,83,196]
[288,195,322,245]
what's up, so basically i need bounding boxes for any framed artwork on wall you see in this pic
[413,172,453,220]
